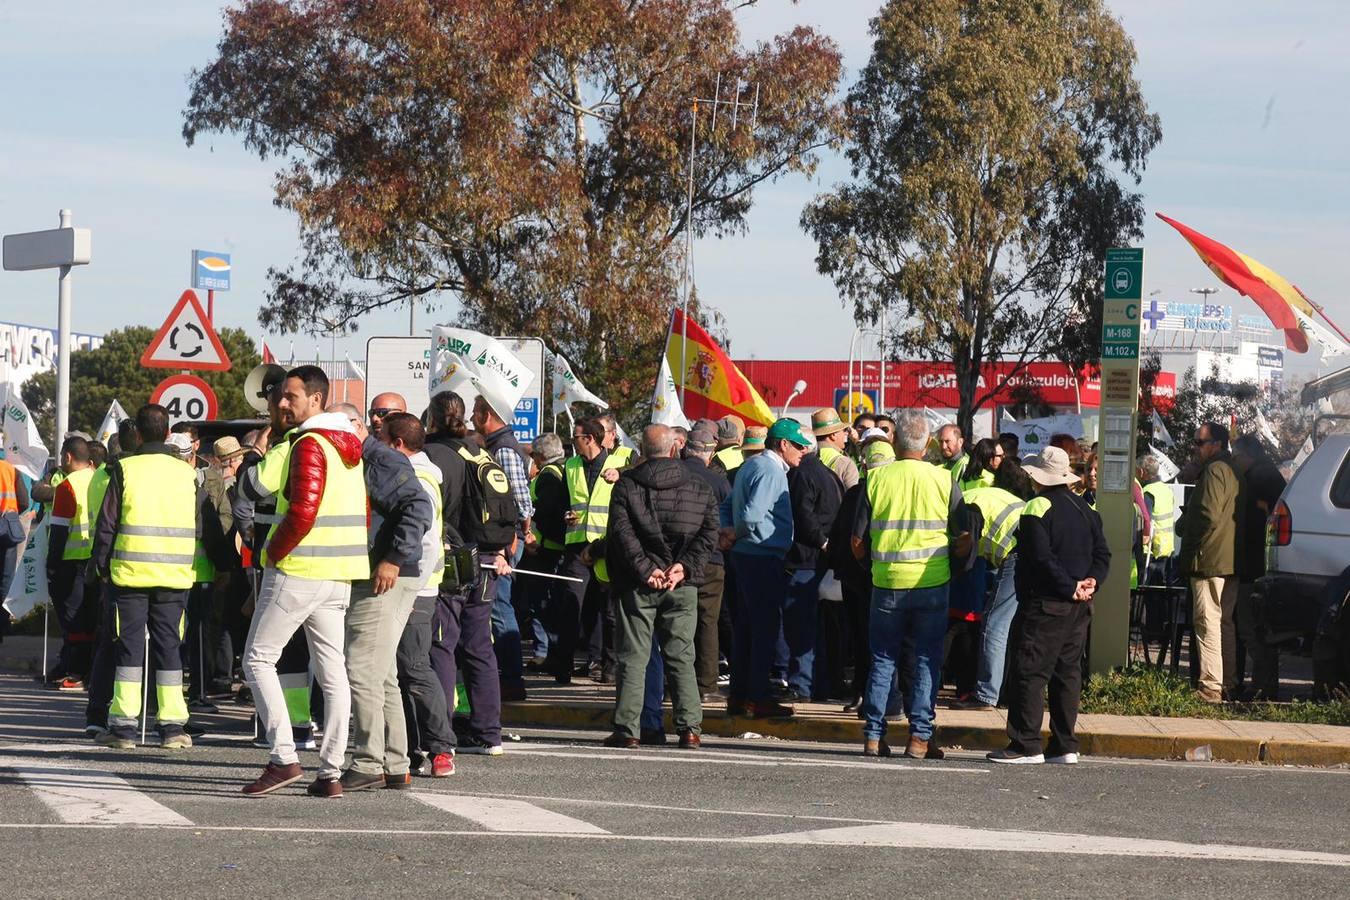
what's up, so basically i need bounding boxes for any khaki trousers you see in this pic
[1191,576,1237,694]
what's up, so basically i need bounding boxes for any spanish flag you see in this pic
[1156,212,1316,353]
[666,310,776,427]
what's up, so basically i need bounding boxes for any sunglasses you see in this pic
[369,407,398,418]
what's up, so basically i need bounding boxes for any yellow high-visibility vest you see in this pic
[110,454,197,590]
[529,463,565,552]
[58,467,96,561]
[964,485,1025,567]
[867,459,952,590]
[415,467,445,583]
[714,446,744,473]
[1143,481,1175,557]
[267,433,369,581]
[608,446,635,467]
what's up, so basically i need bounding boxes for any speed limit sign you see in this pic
[150,373,219,426]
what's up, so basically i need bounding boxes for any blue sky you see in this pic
[3,0,1348,377]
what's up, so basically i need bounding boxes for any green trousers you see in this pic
[613,584,701,738]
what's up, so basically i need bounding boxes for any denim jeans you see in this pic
[783,568,824,696]
[490,542,525,682]
[975,555,1018,706]
[862,583,949,741]
[642,638,665,735]
[728,551,788,705]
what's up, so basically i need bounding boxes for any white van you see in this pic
[1256,434,1350,692]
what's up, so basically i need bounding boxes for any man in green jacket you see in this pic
[1177,422,1245,703]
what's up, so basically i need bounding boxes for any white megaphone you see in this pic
[243,364,288,414]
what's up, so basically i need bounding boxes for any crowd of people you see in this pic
[0,360,1288,785]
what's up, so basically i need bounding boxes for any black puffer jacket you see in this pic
[605,458,718,593]
[787,452,843,571]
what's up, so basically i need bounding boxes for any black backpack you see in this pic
[457,446,519,550]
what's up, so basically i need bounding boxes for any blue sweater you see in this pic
[724,451,794,557]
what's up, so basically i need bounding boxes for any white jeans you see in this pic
[244,570,352,779]
[1191,575,1238,695]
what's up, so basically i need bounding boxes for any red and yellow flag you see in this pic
[666,310,776,427]
[1156,212,1316,353]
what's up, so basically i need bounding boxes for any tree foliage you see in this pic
[20,327,262,445]
[802,0,1161,436]
[183,0,843,415]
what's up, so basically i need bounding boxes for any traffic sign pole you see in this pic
[1091,248,1144,674]
[207,289,214,325]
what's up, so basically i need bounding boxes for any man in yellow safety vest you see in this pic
[45,435,97,692]
[240,366,370,798]
[90,405,200,751]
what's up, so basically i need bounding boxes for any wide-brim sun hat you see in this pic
[1023,446,1080,486]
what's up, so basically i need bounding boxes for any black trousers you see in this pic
[184,581,213,701]
[546,551,592,677]
[86,582,116,727]
[431,580,501,746]
[399,594,455,757]
[50,561,94,679]
[1005,597,1092,756]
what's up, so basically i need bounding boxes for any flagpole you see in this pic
[680,101,697,405]
[1301,291,1350,347]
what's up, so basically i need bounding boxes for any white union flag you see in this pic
[650,355,689,428]
[429,327,535,422]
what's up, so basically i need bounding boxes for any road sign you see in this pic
[1104,248,1143,301]
[366,335,546,441]
[151,374,218,426]
[191,250,231,292]
[1092,246,1144,676]
[141,290,232,371]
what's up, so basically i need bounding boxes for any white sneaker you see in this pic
[986,749,1045,764]
[1045,752,1079,765]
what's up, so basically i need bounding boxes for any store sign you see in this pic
[0,319,104,385]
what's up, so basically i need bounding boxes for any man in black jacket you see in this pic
[603,425,718,749]
[989,446,1110,766]
[783,446,843,702]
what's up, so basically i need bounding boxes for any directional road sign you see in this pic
[142,290,232,371]
[150,373,218,426]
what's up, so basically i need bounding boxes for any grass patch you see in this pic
[1083,665,1350,727]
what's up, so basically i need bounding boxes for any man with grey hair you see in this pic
[853,409,967,759]
[602,424,718,748]
[520,431,568,664]
[682,427,731,701]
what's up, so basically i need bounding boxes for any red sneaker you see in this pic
[431,753,456,777]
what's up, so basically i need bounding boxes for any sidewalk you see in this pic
[5,634,1347,766]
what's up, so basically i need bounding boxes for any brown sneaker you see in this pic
[678,730,701,750]
[1194,687,1223,704]
[338,769,386,791]
[243,762,304,797]
[384,772,413,790]
[905,737,945,759]
[306,776,343,799]
[863,738,892,758]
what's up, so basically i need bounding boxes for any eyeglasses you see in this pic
[369,407,397,418]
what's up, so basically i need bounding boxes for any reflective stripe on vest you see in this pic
[529,464,565,551]
[867,458,952,590]
[415,468,446,580]
[1143,482,1175,557]
[564,455,616,545]
[714,447,743,473]
[60,467,96,561]
[110,454,197,590]
[268,433,370,581]
[964,486,1025,567]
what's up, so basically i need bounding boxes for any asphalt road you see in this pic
[2,671,1348,898]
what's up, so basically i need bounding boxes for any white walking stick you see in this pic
[479,564,584,584]
[41,601,49,682]
[140,627,150,746]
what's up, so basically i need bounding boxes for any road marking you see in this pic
[3,762,191,826]
[504,743,989,774]
[741,822,1350,866]
[0,821,1344,867]
[411,793,608,834]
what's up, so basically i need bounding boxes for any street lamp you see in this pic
[781,379,807,417]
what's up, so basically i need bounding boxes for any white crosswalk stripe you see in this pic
[740,822,1350,867]
[413,793,608,834]
[4,761,192,826]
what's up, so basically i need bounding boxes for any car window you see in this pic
[1329,449,1350,509]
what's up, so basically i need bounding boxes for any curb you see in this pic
[501,702,1350,768]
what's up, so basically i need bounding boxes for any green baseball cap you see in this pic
[767,417,813,449]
